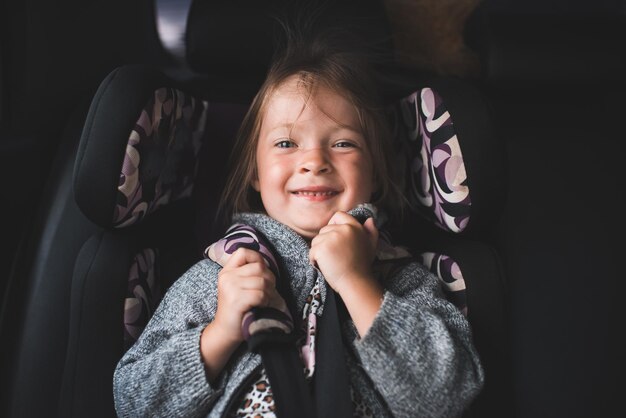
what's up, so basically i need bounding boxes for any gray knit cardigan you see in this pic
[113,213,484,417]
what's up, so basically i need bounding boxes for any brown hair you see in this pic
[219,30,404,223]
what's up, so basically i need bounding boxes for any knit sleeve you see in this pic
[113,259,225,418]
[354,261,485,418]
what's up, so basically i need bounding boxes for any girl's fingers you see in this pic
[316,222,348,238]
[232,276,275,291]
[236,288,270,310]
[363,217,379,248]
[328,210,360,226]
[222,261,275,284]
[224,247,266,268]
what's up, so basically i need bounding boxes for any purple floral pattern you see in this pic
[115,87,208,228]
[391,87,471,233]
[124,248,160,349]
[418,252,467,315]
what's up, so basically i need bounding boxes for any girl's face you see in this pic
[252,76,375,239]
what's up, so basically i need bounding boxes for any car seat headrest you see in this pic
[73,65,209,228]
[390,77,505,237]
[74,65,502,241]
[184,0,392,78]
[185,0,278,79]
[72,66,502,338]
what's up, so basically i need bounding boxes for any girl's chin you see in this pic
[291,224,323,240]
[286,220,328,240]
[271,211,338,238]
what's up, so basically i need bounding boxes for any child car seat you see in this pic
[388,77,510,417]
[57,64,223,417]
[0,1,510,417]
[56,59,508,416]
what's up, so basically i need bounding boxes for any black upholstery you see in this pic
[59,204,199,417]
[56,67,509,418]
[478,12,626,417]
[0,104,100,418]
[58,65,207,417]
[1,3,510,418]
[4,3,626,418]
[390,77,510,418]
[418,234,510,418]
[73,66,173,228]
[60,232,134,417]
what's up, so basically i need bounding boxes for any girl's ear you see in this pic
[251,177,260,192]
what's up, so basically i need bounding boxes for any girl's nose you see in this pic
[299,147,331,174]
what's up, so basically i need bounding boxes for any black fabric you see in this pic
[485,14,626,86]
[431,237,510,418]
[425,77,506,239]
[242,221,355,418]
[185,0,281,78]
[133,200,200,284]
[59,232,134,418]
[73,65,171,228]
[64,61,507,418]
[248,286,353,418]
[226,222,313,417]
[193,102,249,250]
[258,343,315,418]
[59,201,199,418]
[401,225,510,418]
[185,0,393,77]
[0,104,99,418]
[247,330,298,352]
[314,286,354,418]
[497,93,624,417]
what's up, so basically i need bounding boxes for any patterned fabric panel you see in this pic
[205,224,294,340]
[124,248,160,350]
[235,370,277,417]
[390,87,471,233]
[115,88,209,228]
[418,252,467,316]
[205,224,280,279]
[299,276,322,379]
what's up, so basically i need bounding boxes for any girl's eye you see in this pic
[334,141,356,148]
[275,139,295,148]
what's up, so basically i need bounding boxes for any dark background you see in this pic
[1,0,624,417]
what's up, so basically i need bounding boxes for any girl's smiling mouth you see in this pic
[290,186,340,200]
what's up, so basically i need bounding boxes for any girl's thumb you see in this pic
[363,217,379,246]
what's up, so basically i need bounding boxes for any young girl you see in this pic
[113,31,484,418]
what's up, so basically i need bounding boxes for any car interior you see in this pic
[1,0,624,417]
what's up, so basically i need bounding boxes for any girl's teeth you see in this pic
[297,191,335,196]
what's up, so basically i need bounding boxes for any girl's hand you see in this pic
[201,248,278,382]
[212,248,278,343]
[309,211,378,296]
[309,211,383,336]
